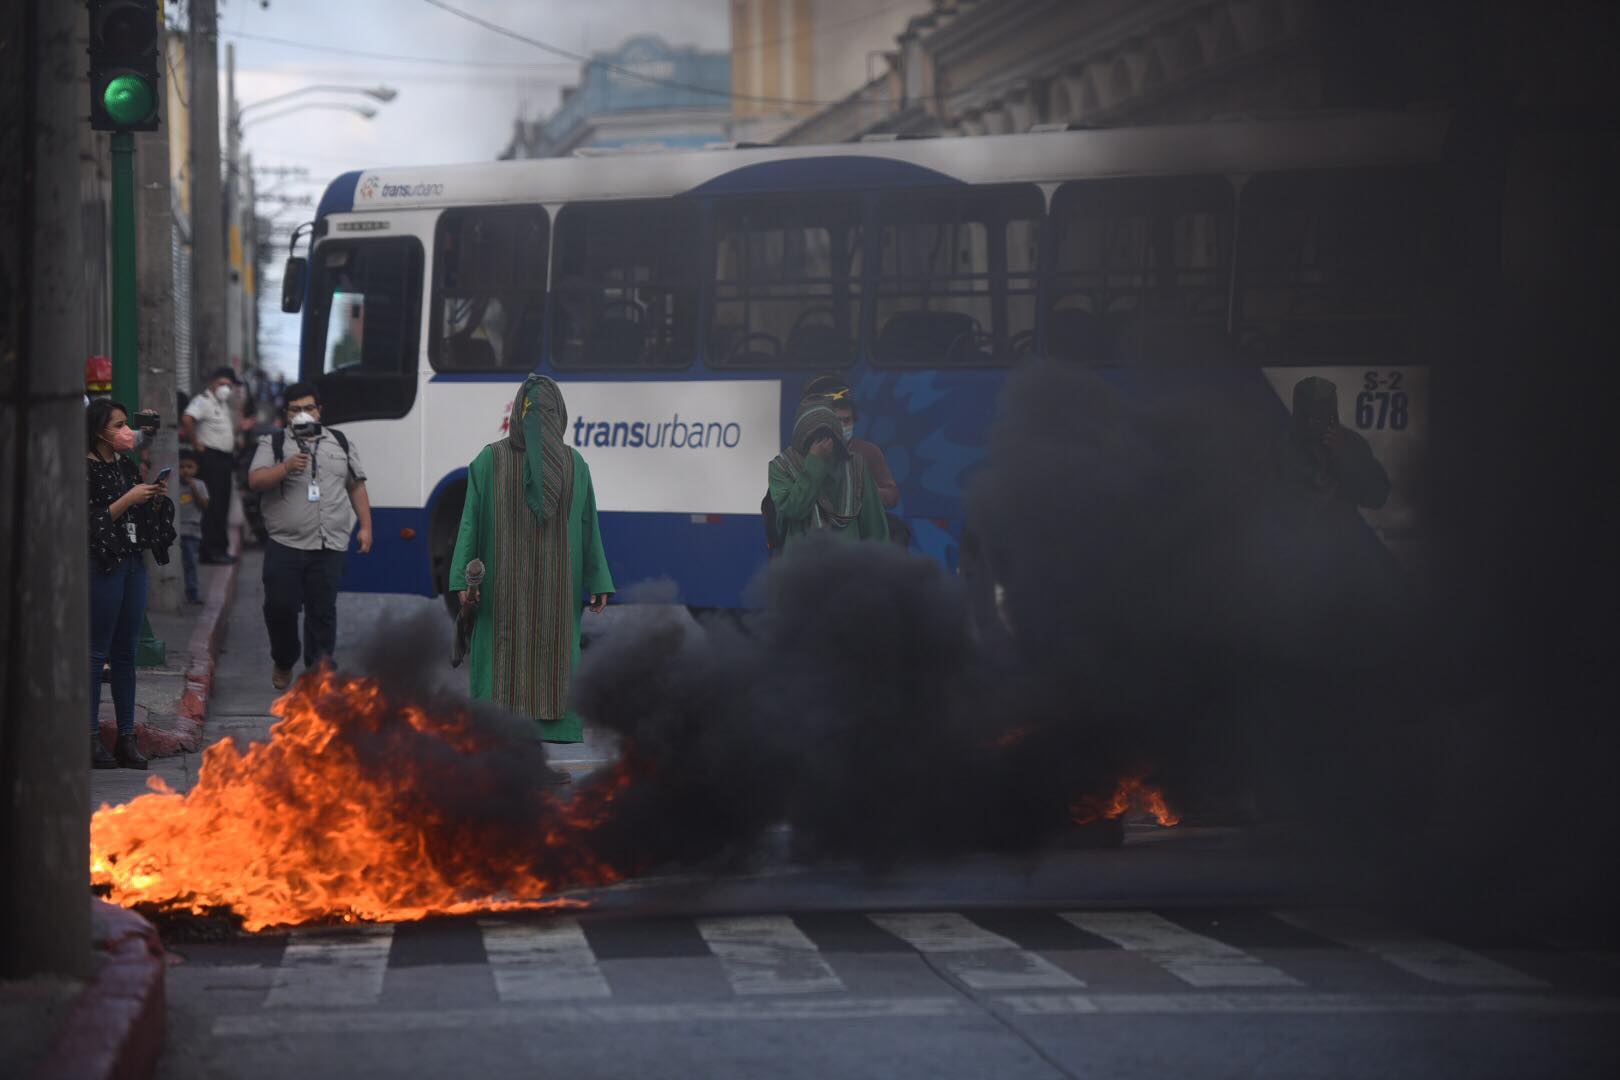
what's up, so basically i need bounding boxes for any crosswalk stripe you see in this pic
[479,918,611,1001]
[696,916,846,995]
[1273,908,1549,989]
[1060,912,1301,988]
[265,925,394,1008]
[868,912,1084,990]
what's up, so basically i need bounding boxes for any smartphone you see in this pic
[153,466,172,483]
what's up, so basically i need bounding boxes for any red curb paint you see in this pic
[34,902,167,1080]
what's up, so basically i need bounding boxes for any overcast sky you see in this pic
[225,0,731,375]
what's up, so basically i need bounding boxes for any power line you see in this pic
[221,27,574,71]
[419,0,835,108]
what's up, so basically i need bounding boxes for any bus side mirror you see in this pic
[281,255,307,314]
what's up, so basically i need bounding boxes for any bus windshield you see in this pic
[300,237,423,421]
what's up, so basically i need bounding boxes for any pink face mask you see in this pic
[107,426,138,452]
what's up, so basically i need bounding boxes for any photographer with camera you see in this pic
[248,383,373,690]
[766,399,889,551]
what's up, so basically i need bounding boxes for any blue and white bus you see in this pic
[286,111,1452,609]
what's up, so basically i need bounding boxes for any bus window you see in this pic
[709,198,861,369]
[430,207,548,372]
[551,201,699,370]
[1049,177,1233,368]
[1237,169,1435,365]
[300,237,423,422]
[873,185,1042,368]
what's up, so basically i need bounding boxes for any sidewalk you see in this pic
[0,523,251,1080]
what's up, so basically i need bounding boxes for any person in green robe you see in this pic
[449,376,614,745]
[767,398,889,549]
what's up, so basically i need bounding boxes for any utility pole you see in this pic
[224,41,242,373]
[0,0,94,979]
[139,86,182,614]
[189,0,224,386]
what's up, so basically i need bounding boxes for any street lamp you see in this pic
[240,102,380,130]
[236,84,398,119]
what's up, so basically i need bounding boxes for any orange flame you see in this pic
[1070,775,1181,828]
[90,668,627,931]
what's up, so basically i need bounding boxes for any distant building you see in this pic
[501,36,731,159]
[774,0,1447,145]
[728,0,933,145]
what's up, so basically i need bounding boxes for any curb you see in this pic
[99,524,243,759]
[33,902,166,1080]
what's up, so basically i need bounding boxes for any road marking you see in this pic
[997,992,1620,1016]
[1060,912,1301,988]
[697,916,845,995]
[479,918,611,1002]
[868,912,1084,991]
[215,995,970,1035]
[1273,908,1549,989]
[264,925,394,1008]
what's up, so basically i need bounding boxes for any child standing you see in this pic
[177,450,210,604]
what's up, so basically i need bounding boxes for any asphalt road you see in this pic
[145,568,1619,1079]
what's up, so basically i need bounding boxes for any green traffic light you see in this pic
[103,74,154,126]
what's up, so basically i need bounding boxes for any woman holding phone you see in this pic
[86,399,177,769]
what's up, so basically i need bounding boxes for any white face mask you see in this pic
[213,383,232,402]
[289,410,319,428]
[841,423,855,442]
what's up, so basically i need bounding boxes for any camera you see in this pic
[289,418,322,441]
[132,409,161,434]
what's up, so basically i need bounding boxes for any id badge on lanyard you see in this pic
[125,519,139,545]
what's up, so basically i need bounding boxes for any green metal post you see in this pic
[111,131,167,668]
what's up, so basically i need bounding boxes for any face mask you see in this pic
[841,423,855,442]
[213,383,233,402]
[289,410,318,428]
[107,426,138,452]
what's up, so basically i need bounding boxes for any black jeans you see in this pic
[198,447,234,558]
[262,539,347,670]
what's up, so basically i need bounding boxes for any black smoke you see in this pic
[570,363,1429,879]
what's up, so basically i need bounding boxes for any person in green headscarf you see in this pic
[767,398,890,549]
[449,376,614,747]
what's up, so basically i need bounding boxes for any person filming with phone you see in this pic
[87,399,177,770]
[248,383,373,690]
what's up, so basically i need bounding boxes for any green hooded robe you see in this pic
[768,400,890,547]
[449,376,614,742]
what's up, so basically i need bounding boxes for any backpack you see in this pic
[272,428,353,480]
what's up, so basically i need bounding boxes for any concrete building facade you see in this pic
[729,0,933,144]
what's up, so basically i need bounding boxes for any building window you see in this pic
[552,201,700,370]
[430,206,549,372]
[709,197,862,369]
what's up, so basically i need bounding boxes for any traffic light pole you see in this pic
[109,129,167,667]
[110,131,138,406]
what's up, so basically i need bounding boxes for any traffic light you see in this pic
[87,0,161,132]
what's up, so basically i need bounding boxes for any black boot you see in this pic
[92,734,118,769]
[114,732,148,770]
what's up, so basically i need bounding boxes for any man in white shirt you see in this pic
[180,366,242,564]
